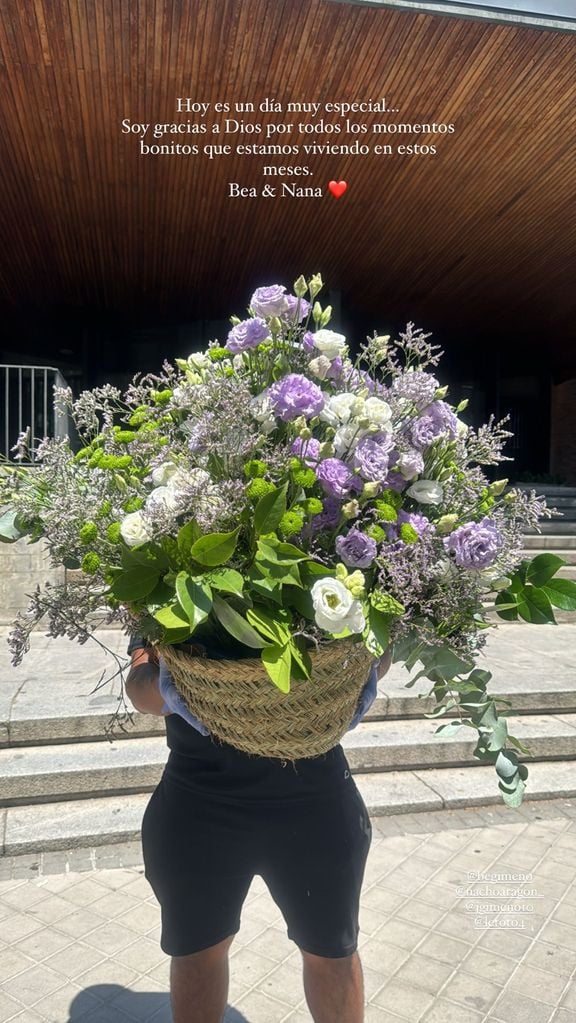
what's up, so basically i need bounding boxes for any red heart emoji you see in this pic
[328,180,347,198]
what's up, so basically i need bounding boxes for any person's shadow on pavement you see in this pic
[67,984,250,1021]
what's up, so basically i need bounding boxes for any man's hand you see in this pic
[125,647,168,717]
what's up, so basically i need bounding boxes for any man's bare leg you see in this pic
[170,933,235,1023]
[301,948,365,1023]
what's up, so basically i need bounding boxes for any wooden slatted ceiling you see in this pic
[0,0,574,359]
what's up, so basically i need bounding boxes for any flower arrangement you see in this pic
[2,274,575,801]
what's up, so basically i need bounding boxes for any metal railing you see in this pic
[1,365,70,463]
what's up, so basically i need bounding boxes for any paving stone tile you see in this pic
[108,973,168,1020]
[30,981,101,1020]
[43,940,106,981]
[82,920,145,955]
[113,902,161,935]
[0,946,36,985]
[462,945,526,986]
[435,910,484,944]
[420,997,485,1023]
[417,931,474,967]
[358,903,391,937]
[440,968,503,1014]
[228,946,279,987]
[235,988,294,1022]
[114,935,167,976]
[537,921,576,953]
[6,1012,45,1022]
[73,959,140,996]
[551,1010,576,1023]
[507,962,569,1005]
[392,953,454,996]
[490,989,556,1023]
[561,984,576,1012]
[365,1007,410,1023]
[58,877,109,907]
[13,926,72,962]
[372,917,428,953]
[145,958,171,989]
[372,976,436,1020]
[0,992,27,1023]
[477,926,535,959]
[257,959,304,1005]
[87,889,142,921]
[2,963,65,1006]
[246,926,294,963]
[0,886,48,911]
[25,893,80,925]
[356,936,409,976]
[0,914,42,943]
[523,940,576,978]
[362,886,408,915]
[53,906,108,939]
[360,965,390,1002]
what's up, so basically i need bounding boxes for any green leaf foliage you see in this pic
[212,593,269,648]
[175,572,212,630]
[0,508,25,543]
[526,552,566,588]
[254,484,288,535]
[246,606,291,645]
[364,606,392,658]
[111,566,160,601]
[261,643,292,693]
[494,590,519,621]
[515,585,556,624]
[541,577,576,611]
[208,568,244,596]
[153,603,193,643]
[190,527,240,566]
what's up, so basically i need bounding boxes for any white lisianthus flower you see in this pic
[312,329,348,361]
[363,397,393,429]
[187,352,211,370]
[151,461,179,486]
[456,419,468,437]
[120,511,153,547]
[333,422,365,458]
[320,392,364,427]
[311,577,366,634]
[249,392,277,434]
[406,479,444,505]
[308,355,333,380]
[145,486,181,513]
[166,467,211,494]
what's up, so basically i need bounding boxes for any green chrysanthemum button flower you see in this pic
[78,522,98,544]
[279,510,305,537]
[246,478,275,500]
[244,459,268,479]
[81,552,101,574]
[366,524,386,543]
[399,522,419,544]
[106,522,122,543]
[304,497,323,516]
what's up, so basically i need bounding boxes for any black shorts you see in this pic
[141,771,372,959]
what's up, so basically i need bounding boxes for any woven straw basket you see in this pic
[157,638,375,760]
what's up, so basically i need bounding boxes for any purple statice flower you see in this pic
[302,331,316,354]
[226,317,269,353]
[342,365,376,394]
[249,285,288,318]
[391,370,439,410]
[291,436,321,466]
[269,374,325,421]
[282,296,311,322]
[316,458,359,499]
[336,528,378,568]
[443,516,503,569]
[353,433,394,482]
[409,400,458,450]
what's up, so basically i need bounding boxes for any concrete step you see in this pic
[512,484,576,497]
[525,521,576,535]
[3,759,576,855]
[522,535,576,549]
[2,714,575,807]
[521,547,576,563]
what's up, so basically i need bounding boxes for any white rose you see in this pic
[308,355,332,380]
[145,486,181,513]
[320,392,364,427]
[167,467,211,493]
[406,479,444,505]
[312,329,348,361]
[120,511,153,547]
[151,461,179,486]
[363,397,393,429]
[311,577,366,634]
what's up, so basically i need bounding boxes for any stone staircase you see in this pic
[1,623,575,857]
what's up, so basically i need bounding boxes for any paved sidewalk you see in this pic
[0,799,575,1022]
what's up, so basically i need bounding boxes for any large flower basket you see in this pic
[158,638,374,759]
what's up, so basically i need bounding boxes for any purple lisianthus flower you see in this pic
[336,528,378,568]
[226,317,269,353]
[291,436,321,466]
[302,331,316,354]
[250,285,288,318]
[410,400,458,450]
[316,458,359,499]
[269,373,325,421]
[282,295,311,322]
[398,509,435,536]
[443,516,503,569]
[327,356,344,380]
[353,433,394,482]
[305,496,342,536]
[384,470,409,492]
